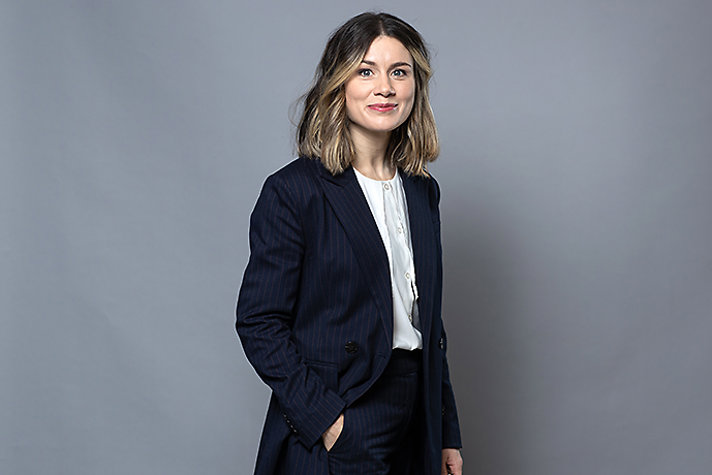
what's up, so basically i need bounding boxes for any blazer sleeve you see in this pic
[431,176,463,449]
[236,173,346,448]
[440,325,463,448]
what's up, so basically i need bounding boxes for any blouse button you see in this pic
[383,183,391,191]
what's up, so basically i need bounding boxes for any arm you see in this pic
[430,176,463,449]
[236,174,345,448]
[440,324,462,448]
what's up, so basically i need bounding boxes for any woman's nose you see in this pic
[375,77,395,97]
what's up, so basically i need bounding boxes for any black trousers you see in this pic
[278,349,424,475]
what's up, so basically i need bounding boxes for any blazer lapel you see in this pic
[317,163,394,345]
[401,173,436,349]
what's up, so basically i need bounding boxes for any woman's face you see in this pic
[344,36,416,139]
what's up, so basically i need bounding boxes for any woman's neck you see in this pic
[350,126,395,180]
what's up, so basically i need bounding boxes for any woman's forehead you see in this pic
[361,36,413,64]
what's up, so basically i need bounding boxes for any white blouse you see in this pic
[354,167,423,350]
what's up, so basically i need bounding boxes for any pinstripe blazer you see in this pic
[236,156,461,474]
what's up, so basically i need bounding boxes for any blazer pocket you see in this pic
[326,410,350,454]
[306,359,339,392]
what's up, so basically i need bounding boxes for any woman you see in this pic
[236,12,463,475]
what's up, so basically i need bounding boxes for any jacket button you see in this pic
[282,413,297,433]
[439,337,445,349]
[344,341,359,354]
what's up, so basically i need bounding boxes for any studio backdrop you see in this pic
[2,1,711,474]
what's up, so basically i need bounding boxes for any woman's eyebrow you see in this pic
[360,60,413,69]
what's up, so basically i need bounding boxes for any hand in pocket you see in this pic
[322,413,344,452]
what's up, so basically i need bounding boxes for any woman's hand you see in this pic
[322,413,344,451]
[441,448,463,475]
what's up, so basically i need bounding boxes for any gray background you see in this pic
[2,1,710,474]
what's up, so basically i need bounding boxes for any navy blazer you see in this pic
[236,156,461,474]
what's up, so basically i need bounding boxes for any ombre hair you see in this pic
[296,12,439,177]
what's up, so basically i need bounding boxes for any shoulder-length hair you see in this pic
[296,12,438,177]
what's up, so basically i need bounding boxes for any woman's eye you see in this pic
[392,69,408,77]
[358,69,373,77]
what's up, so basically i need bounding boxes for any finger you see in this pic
[450,458,463,475]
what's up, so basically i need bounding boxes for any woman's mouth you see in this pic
[368,103,397,112]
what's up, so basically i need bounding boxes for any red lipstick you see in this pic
[368,103,397,112]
